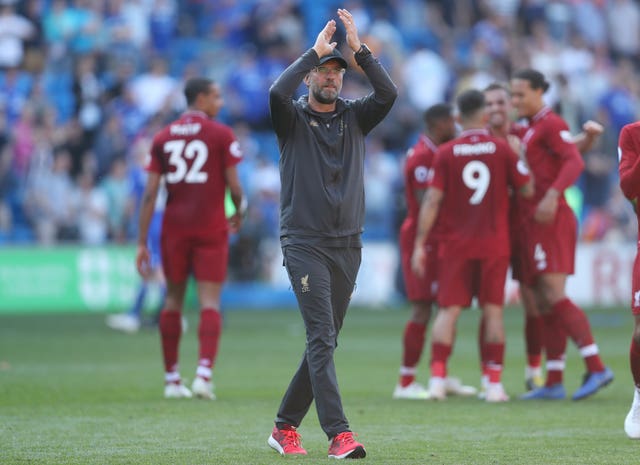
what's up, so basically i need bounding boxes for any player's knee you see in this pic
[633,322,640,345]
[410,302,432,323]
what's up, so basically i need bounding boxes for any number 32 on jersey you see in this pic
[164,139,209,184]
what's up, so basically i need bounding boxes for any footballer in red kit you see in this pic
[394,104,476,400]
[618,121,640,438]
[516,107,582,283]
[412,89,533,402]
[430,132,530,304]
[149,107,242,283]
[512,69,613,402]
[482,82,547,393]
[484,81,605,394]
[400,134,440,304]
[137,77,245,400]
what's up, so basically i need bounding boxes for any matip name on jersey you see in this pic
[170,123,202,136]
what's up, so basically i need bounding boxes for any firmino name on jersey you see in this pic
[170,123,202,135]
[453,142,496,156]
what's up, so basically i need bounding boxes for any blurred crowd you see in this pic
[0,0,639,279]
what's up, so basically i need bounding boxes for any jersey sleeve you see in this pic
[147,137,165,174]
[219,125,243,168]
[408,148,431,192]
[429,148,446,192]
[619,124,640,201]
[545,117,585,192]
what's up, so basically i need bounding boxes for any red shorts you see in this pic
[437,255,509,308]
[161,230,228,284]
[519,204,577,286]
[399,222,438,302]
[632,251,640,316]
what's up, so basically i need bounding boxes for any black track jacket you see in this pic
[269,47,397,247]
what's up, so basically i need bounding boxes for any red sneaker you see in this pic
[268,425,307,456]
[328,431,366,459]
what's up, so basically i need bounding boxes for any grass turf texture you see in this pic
[0,306,636,464]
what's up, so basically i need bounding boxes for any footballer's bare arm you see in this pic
[136,172,161,278]
[411,187,443,277]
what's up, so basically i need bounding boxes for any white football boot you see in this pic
[428,377,447,401]
[105,313,140,334]
[392,381,431,400]
[191,376,216,400]
[485,382,510,403]
[625,388,640,439]
[445,377,478,396]
[164,383,193,399]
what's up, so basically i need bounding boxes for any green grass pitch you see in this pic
[0,305,637,464]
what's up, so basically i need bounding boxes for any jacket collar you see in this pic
[298,95,348,117]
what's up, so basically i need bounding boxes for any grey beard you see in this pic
[313,88,338,105]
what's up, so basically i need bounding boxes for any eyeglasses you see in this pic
[313,66,346,76]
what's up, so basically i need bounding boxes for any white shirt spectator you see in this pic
[128,57,179,117]
[606,0,640,57]
[402,48,450,111]
[0,3,35,68]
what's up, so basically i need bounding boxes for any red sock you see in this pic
[542,312,566,386]
[197,308,222,381]
[159,310,182,375]
[553,298,605,372]
[525,315,543,368]
[631,339,640,389]
[430,342,451,378]
[478,316,487,376]
[485,342,505,383]
[400,321,427,387]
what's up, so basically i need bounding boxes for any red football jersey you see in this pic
[404,135,436,221]
[148,110,242,237]
[430,129,531,258]
[618,121,640,239]
[403,135,445,240]
[519,107,584,214]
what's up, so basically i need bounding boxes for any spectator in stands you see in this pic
[24,147,78,244]
[224,45,282,131]
[93,113,128,179]
[74,170,108,245]
[11,102,37,181]
[0,66,33,126]
[17,0,46,74]
[0,137,15,236]
[100,157,133,243]
[41,0,75,68]
[149,0,177,53]
[0,0,35,69]
[72,54,103,146]
[128,56,180,119]
[66,0,103,56]
[605,0,640,65]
